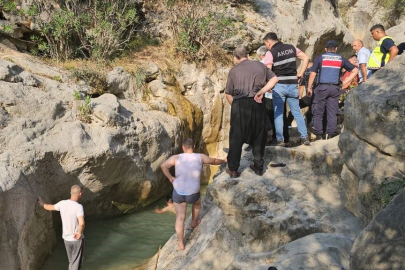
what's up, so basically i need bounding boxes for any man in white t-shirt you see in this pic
[39,185,85,270]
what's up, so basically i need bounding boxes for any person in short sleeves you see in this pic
[307,40,358,140]
[39,185,85,270]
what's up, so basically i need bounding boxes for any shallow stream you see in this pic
[43,186,207,270]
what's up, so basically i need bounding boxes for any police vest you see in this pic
[319,52,343,85]
[269,42,297,84]
[368,36,395,69]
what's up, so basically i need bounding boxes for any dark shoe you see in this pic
[226,168,239,178]
[301,137,310,146]
[273,139,285,147]
[250,163,264,176]
[315,134,323,141]
[326,134,336,140]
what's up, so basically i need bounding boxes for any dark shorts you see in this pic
[172,190,201,204]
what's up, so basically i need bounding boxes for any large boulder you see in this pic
[0,50,186,270]
[145,140,360,270]
[228,233,354,270]
[350,190,405,270]
[338,54,405,227]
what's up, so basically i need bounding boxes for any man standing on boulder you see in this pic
[38,185,85,270]
[307,40,358,140]
[160,138,226,250]
[368,24,399,74]
[262,32,311,146]
[225,45,278,177]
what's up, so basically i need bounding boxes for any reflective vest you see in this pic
[368,36,395,69]
[319,52,343,85]
[269,42,297,84]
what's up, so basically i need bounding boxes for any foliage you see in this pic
[166,0,236,60]
[380,0,405,26]
[73,91,81,101]
[31,0,139,61]
[77,95,92,123]
[72,67,107,94]
[378,177,405,207]
[0,23,14,35]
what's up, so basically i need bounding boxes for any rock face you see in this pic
[338,55,405,227]
[0,47,189,270]
[145,140,361,270]
[350,189,405,270]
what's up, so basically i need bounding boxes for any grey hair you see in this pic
[257,46,268,56]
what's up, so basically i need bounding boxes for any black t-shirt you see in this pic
[225,60,276,100]
[381,38,396,66]
[398,42,405,55]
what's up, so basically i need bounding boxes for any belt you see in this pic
[319,83,339,86]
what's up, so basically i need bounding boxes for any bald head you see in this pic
[70,185,82,198]
[352,39,364,52]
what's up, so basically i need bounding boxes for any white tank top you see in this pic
[173,153,202,195]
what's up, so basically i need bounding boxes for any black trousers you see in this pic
[312,84,340,135]
[228,98,267,172]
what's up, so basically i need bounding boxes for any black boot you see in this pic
[315,134,323,141]
[326,134,336,140]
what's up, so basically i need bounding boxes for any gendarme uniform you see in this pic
[368,35,396,73]
[310,40,355,137]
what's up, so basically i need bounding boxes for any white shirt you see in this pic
[54,200,84,241]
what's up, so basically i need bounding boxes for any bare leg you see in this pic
[174,202,187,250]
[191,199,201,228]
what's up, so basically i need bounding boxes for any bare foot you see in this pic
[178,241,185,250]
[191,219,201,228]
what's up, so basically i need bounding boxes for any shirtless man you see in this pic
[160,138,226,250]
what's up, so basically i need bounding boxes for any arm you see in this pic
[360,63,368,82]
[200,154,226,165]
[341,67,359,86]
[155,206,172,214]
[388,46,399,62]
[307,72,317,97]
[296,51,310,78]
[298,85,305,99]
[253,76,279,103]
[38,197,56,211]
[160,155,178,183]
[74,216,85,240]
[225,94,233,105]
[266,64,273,70]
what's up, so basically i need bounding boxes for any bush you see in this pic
[32,0,139,61]
[166,0,236,60]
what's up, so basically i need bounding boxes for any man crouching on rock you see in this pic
[161,138,226,250]
[225,45,278,177]
[38,185,85,270]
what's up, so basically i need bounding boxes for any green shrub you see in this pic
[32,0,139,61]
[78,95,92,123]
[166,0,236,60]
[0,23,14,35]
[378,177,405,207]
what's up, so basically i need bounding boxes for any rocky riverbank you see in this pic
[145,55,405,270]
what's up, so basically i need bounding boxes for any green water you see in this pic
[42,186,207,270]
